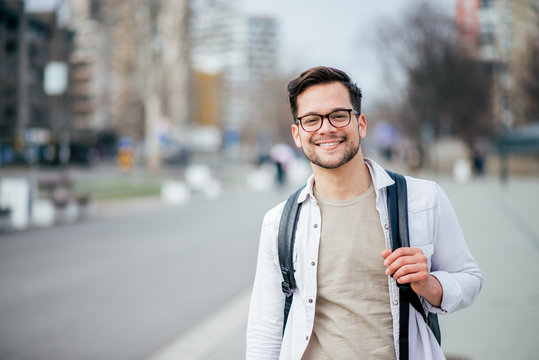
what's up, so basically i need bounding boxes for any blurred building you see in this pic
[0,0,25,149]
[67,0,110,132]
[67,0,190,150]
[457,0,539,129]
[190,0,278,149]
[0,0,72,156]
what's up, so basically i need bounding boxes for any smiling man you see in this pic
[246,66,483,360]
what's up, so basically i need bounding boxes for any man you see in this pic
[246,66,483,360]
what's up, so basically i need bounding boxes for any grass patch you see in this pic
[74,175,163,200]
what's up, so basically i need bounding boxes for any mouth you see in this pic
[318,141,342,147]
[314,138,345,148]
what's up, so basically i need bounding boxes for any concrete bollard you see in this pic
[32,199,56,227]
[453,159,472,184]
[161,180,191,205]
[0,177,31,230]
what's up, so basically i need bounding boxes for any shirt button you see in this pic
[385,224,390,230]
[306,336,309,341]
[313,224,318,228]
[308,299,313,303]
[311,261,316,266]
[393,300,399,306]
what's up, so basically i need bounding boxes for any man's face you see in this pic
[291,82,366,170]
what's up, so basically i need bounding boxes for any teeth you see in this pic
[319,142,340,147]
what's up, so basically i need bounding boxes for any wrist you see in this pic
[414,275,443,307]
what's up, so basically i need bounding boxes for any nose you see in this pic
[318,115,337,133]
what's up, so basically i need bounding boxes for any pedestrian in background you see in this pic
[270,143,295,187]
[246,66,483,359]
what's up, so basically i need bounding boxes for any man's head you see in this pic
[287,66,363,120]
[288,66,367,170]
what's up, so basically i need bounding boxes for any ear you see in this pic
[358,114,367,139]
[291,124,303,149]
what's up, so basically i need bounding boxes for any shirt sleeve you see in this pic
[246,206,286,359]
[427,184,483,314]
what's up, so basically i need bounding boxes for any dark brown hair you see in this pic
[287,66,363,120]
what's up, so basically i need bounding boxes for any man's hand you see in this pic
[382,248,443,307]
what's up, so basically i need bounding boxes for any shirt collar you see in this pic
[296,157,395,204]
[364,157,395,191]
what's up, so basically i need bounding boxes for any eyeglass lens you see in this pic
[301,110,351,132]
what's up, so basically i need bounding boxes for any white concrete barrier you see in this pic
[185,164,213,192]
[161,180,191,205]
[453,158,472,184]
[32,199,56,227]
[246,164,275,191]
[184,164,222,199]
[0,177,31,230]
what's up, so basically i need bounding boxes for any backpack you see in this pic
[277,170,441,359]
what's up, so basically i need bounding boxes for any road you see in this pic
[1,175,539,360]
[435,176,539,360]
[0,187,288,360]
[193,175,539,360]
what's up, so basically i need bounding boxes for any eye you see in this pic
[303,116,321,125]
[331,111,348,120]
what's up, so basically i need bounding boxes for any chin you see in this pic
[309,153,356,170]
[312,146,359,169]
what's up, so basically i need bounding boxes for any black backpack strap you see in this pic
[386,170,411,359]
[386,170,441,359]
[278,186,304,335]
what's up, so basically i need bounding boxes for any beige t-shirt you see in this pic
[302,184,395,360]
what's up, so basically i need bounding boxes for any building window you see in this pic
[90,0,100,20]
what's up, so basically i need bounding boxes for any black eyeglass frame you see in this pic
[295,109,359,133]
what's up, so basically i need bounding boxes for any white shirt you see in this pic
[246,158,483,360]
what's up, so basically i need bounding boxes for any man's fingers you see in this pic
[383,248,407,265]
[388,263,428,280]
[396,272,430,285]
[384,253,426,273]
[383,247,428,286]
[383,247,424,266]
[385,262,426,276]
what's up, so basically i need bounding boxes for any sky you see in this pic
[25,0,458,104]
[239,0,457,104]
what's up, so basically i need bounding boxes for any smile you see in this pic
[318,141,342,147]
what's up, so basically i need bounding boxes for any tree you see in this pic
[105,0,190,174]
[375,2,493,148]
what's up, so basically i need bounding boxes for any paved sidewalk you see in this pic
[148,289,250,360]
[149,175,539,360]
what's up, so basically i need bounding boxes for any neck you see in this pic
[311,152,371,200]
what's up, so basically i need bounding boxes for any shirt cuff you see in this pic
[426,271,462,314]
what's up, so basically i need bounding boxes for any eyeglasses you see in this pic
[296,109,359,132]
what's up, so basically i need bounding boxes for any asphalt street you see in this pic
[0,186,288,360]
[183,175,539,360]
[435,176,539,360]
[1,174,538,360]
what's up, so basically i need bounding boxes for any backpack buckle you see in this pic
[281,281,293,297]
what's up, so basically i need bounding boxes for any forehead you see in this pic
[297,82,352,115]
